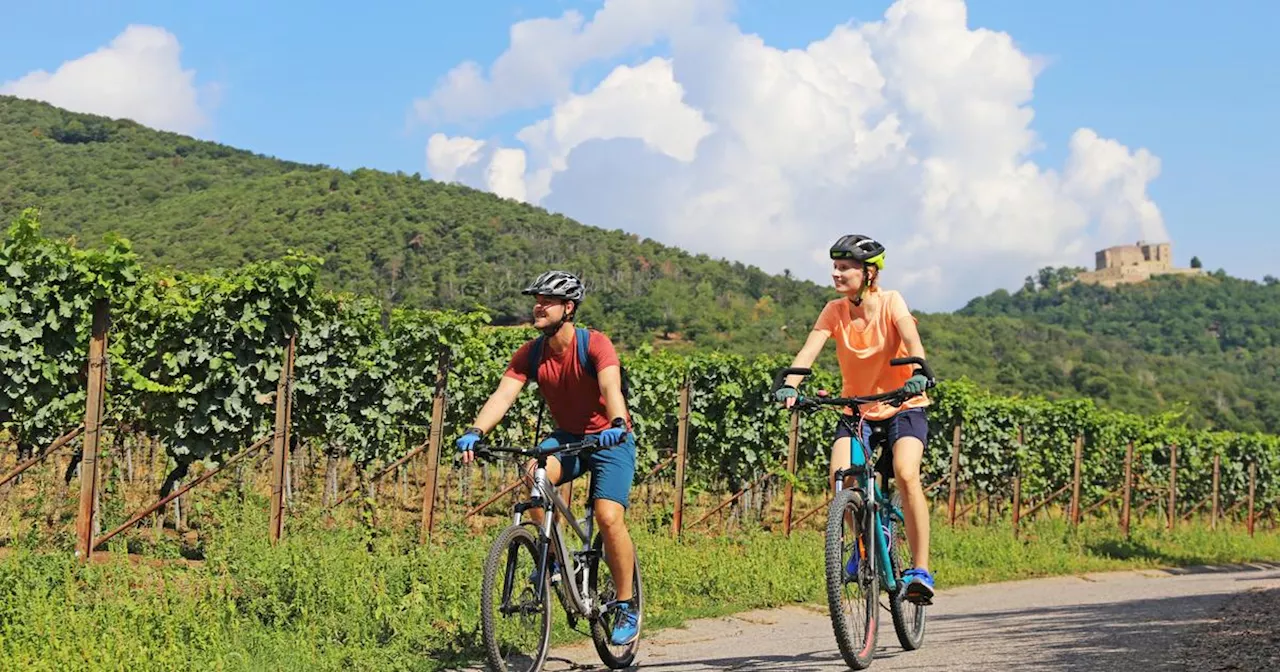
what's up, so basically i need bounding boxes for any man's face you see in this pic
[532,295,571,328]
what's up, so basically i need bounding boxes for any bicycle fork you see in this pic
[512,464,600,617]
[834,447,896,594]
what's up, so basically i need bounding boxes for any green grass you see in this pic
[0,498,1277,671]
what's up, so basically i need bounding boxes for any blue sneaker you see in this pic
[610,600,640,645]
[903,568,935,605]
[846,552,859,579]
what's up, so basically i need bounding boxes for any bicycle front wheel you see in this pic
[481,524,552,672]
[826,487,879,670]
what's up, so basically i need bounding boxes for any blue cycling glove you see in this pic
[774,386,797,403]
[456,427,482,453]
[599,418,629,447]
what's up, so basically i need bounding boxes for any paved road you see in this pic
[530,562,1280,671]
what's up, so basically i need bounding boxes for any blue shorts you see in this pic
[833,408,929,479]
[539,429,637,509]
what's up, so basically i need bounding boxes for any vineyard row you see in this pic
[4,208,1280,549]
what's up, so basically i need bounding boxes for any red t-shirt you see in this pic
[503,329,629,435]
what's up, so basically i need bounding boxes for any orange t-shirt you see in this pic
[813,289,929,421]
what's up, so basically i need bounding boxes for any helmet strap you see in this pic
[538,299,575,337]
[851,266,875,306]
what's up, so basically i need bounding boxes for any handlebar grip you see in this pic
[771,367,812,393]
[889,356,935,382]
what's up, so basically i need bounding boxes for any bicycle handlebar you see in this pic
[770,357,937,409]
[471,436,602,463]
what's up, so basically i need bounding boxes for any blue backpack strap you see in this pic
[528,335,546,386]
[576,326,595,377]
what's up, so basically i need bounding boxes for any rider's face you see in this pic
[532,295,571,328]
[832,259,870,295]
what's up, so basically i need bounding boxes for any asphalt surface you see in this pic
[526,562,1280,671]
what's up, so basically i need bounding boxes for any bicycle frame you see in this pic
[833,430,900,595]
[510,453,608,620]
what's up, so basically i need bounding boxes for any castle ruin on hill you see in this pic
[1073,241,1203,287]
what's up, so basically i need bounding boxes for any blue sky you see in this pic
[2,0,1276,308]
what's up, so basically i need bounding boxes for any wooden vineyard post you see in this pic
[76,299,109,562]
[1070,434,1083,527]
[783,410,800,537]
[1211,453,1221,530]
[948,422,962,527]
[268,334,297,544]
[1167,444,1178,532]
[1121,441,1134,538]
[1012,426,1023,539]
[419,352,450,544]
[672,379,690,539]
[1248,462,1257,537]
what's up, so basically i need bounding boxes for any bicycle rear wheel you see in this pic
[886,489,926,651]
[588,532,643,669]
[481,524,552,672]
[826,487,879,670]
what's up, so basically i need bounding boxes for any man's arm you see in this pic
[596,364,628,424]
[470,375,526,434]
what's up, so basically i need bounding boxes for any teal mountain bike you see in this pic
[771,357,934,670]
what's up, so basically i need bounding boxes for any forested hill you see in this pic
[0,95,830,353]
[948,272,1280,434]
[960,270,1280,356]
[3,95,1278,433]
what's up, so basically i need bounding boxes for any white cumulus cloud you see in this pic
[416,0,1168,311]
[411,0,728,124]
[425,133,487,182]
[1,24,216,136]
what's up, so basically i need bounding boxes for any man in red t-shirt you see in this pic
[456,270,640,646]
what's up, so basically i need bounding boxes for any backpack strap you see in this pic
[527,335,546,386]
[530,327,596,385]
[576,326,595,377]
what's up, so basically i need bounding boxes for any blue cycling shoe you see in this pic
[902,568,935,605]
[610,600,640,645]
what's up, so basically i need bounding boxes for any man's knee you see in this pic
[594,500,627,531]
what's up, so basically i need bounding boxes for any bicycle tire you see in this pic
[826,487,879,670]
[588,532,644,669]
[886,490,926,651]
[481,524,552,672]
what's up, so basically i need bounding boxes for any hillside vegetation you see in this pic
[2,96,1276,433]
[954,272,1280,432]
[0,95,827,355]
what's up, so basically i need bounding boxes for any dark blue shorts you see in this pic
[833,408,929,478]
[539,429,637,509]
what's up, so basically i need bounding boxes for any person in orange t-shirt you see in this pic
[774,234,937,605]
